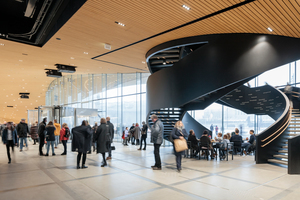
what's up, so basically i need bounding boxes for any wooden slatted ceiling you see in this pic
[0,0,300,122]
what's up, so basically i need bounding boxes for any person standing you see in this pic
[2,122,18,164]
[0,121,7,137]
[123,127,129,146]
[92,122,98,152]
[132,123,141,146]
[30,122,38,145]
[95,118,109,167]
[129,123,135,145]
[138,121,148,150]
[45,121,56,156]
[38,118,47,156]
[106,117,114,160]
[54,119,61,149]
[150,114,164,170]
[171,121,188,172]
[72,120,92,169]
[16,118,30,152]
[60,123,70,155]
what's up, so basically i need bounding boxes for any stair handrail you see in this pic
[261,108,291,144]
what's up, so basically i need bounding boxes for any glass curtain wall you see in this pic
[46,73,150,142]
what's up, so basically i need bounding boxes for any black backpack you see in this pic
[64,128,70,138]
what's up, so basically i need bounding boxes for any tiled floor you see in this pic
[0,141,299,200]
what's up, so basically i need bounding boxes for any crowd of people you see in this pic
[1,114,256,173]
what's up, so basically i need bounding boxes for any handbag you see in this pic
[174,139,188,152]
[111,142,116,150]
[173,130,188,152]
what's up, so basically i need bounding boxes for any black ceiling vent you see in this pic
[7,106,13,108]
[56,64,76,73]
[0,0,87,47]
[45,69,62,78]
[20,93,30,99]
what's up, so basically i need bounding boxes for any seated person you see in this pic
[230,128,243,154]
[200,130,215,158]
[242,130,256,154]
[219,134,230,159]
[226,133,231,140]
[214,132,223,142]
[188,129,200,157]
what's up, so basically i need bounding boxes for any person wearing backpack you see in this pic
[60,123,70,155]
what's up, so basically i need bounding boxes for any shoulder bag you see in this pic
[173,130,188,152]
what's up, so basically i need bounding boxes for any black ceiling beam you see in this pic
[91,0,255,60]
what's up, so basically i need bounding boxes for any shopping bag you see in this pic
[174,139,188,152]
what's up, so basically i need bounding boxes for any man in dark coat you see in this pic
[138,122,148,150]
[16,118,30,152]
[38,118,47,156]
[30,122,38,145]
[106,117,114,160]
[95,118,109,167]
[72,120,92,169]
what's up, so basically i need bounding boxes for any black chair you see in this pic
[232,140,243,155]
[199,142,211,161]
[185,141,192,158]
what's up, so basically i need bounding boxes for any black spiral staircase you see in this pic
[146,33,300,174]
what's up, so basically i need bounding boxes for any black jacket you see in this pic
[249,134,255,144]
[141,124,148,138]
[107,121,114,142]
[16,122,29,138]
[45,125,56,141]
[38,122,46,137]
[95,123,108,153]
[71,125,92,153]
[230,134,243,143]
[200,135,211,147]
[171,128,188,154]
[188,134,199,149]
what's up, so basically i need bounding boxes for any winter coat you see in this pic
[38,122,46,136]
[30,125,39,140]
[92,125,98,142]
[171,128,188,155]
[95,123,108,154]
[60,127,70,141]
[54,123,61,136]
[2,128,18,145]
[45,125,56,141]
[132,126,141,139]
[71,125,92,153]
[141,124,148,138]
[16,122,29,138]
[106,121,114,142]
[150,119,164,144]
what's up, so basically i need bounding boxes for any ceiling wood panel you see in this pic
[1,0,300,122]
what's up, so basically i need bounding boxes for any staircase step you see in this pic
[289,123,300,125]
[287,133,300,136]
[274,154,288,159]
[268,159,288,165]
[282,145,288,149]
[278,150,288,153]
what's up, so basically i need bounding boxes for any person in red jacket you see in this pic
[60,123,70,155]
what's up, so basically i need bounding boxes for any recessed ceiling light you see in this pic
[84,52,88,54]
[142,61,146,64]
[163,62,166,65]
[0,43,4,46]
[267,27,273,32]
[71,57,74,59]
[115,21,125,26]
[182,5,190,10]
[56,38,61,40]
[19,60,23,62]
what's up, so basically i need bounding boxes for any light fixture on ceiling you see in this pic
[0,43,4,46]
[267,27,273,32]
[142,61,146,64]
[115,21,125,26]
[56,38,61,40]
[56,64,76,73]
[182,5,190,10]
[45,69,62,78]
[70,57,74,59]
[84,52,89,54]
[163,60,166,65]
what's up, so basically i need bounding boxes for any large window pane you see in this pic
[107,74,118,98]
[257,64,289,87]
[81,74,93,102]
[123,73,136,95]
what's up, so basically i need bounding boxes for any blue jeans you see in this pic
[47,141,55,155]
[55,135,60,147]
[20,137,28,150]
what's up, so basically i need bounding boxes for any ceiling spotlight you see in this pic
[70,57,74,59]
[45,69,62,78]
[0,43,4,46]
[182,5,190,10]
[115,21,125,26]
[267,27,273,32]
[163,61,166,65]
[56,64,77,73]
[84,52,89,54]
[142,61,146,64]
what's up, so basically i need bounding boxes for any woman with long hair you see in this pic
[171,120,188,172]
[2,122,18,164]
[45,121,56,156]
